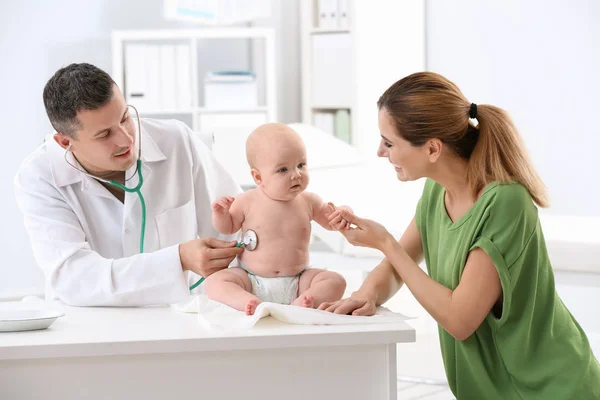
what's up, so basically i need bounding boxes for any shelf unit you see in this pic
[300,0,426,154]
[111,28,277,132]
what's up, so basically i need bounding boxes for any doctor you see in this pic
[14,63,244,306]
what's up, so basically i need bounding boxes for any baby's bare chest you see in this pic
[244,200,312,238]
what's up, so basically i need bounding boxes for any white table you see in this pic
[0,302,415,400]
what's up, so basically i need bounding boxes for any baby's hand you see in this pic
[212,196,235,214]
[327,203,353,231]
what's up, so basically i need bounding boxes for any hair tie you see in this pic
[469,103,478,119]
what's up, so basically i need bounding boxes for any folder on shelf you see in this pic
[124,44,148,109]
[317,0,338,29]
[334,109,351,143]
[314,111,335,136]
[159,45,177,111]
[125,43,191,113]
[145,45,161,111]
[313,112,323,133]
[175,44,192,109]
[337,0,350,29]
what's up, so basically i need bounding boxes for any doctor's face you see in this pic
[57,85,137,175]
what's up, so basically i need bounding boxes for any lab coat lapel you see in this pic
[80,175,120,200]
[47,137,125,201]
[123,128,166,217]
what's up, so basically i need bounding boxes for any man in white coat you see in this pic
[14,63,245,306]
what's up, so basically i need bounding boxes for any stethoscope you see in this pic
[188,229,258,291]
[64,105,258,292]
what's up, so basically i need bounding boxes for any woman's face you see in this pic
[376,109,430,182]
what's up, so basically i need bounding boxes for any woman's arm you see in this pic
[381,236,501,341]
[357,217,423,304]
[335,210,502,340]
[319,216,423,315]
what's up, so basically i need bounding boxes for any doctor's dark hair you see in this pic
[377,72,549,208]
[43,63,115,138]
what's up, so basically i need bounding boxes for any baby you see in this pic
[204,123,352,315]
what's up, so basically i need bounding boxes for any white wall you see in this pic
[426,0,600,217]
[0,0,300,299]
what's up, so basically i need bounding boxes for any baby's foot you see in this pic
[291,293,314,309]
[245,297,261,316]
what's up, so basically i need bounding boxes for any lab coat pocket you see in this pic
[155,200,198,248]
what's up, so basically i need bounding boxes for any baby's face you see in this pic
[256,141,309,201]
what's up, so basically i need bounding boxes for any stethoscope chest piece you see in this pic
[238,229,258,251]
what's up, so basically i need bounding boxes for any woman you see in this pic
[320,72,600,399]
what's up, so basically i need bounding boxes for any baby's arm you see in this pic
[305,192,353,231]
[212,193,246,234]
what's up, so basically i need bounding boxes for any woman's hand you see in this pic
[335,210,395,251]
[318,293,377,316]
[327,204,353,230]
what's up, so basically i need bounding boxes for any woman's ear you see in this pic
[426,139,443,163]
[250,168,262,185]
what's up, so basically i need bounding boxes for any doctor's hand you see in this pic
[336,210,394,252]
[179,237,244,278]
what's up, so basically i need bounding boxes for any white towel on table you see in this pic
[171,295,413,330]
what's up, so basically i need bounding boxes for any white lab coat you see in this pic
[14,119,242,306]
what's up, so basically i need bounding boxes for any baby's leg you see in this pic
[291,268,346,309]
[203,267,261,315]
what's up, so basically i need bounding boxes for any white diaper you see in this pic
[241,264,306,305]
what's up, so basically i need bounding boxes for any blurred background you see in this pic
[1,1,598,396]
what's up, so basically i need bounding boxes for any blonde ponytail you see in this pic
[468,105,548,207]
